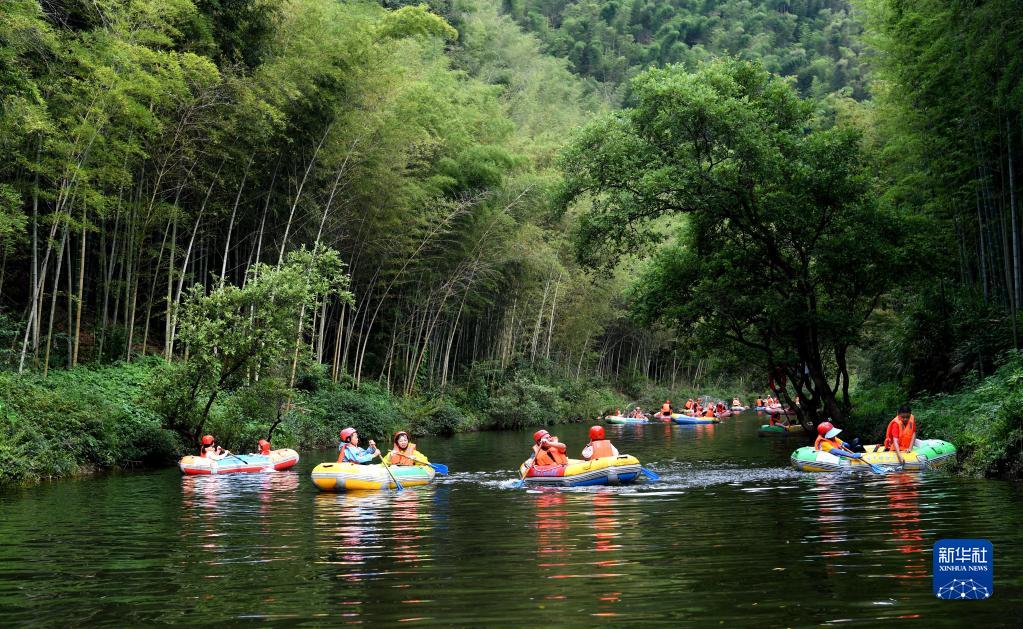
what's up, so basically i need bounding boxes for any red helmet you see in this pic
[393,431,409,445]
[201,435,214,446]
[817,421,834,437]
[589,425,605,441]
[340,427,357,442]
[533,429,550,444]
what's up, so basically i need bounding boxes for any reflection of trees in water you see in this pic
[532,490,632,617]
[811,476,851,577]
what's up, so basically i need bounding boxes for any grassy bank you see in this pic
[848,352,1023,478]
[0,358,627,486]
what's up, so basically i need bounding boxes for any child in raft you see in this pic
[337,427,379,464]
[382,431,430,466]
[199,435,231,459]
[254,439,271,455]
[581,425,619,460]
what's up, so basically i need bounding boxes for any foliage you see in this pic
[501,0,870,102]
[0,360,177,486]
[154,246,351,442]
[561,58,915,424]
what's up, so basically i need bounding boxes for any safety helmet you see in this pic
[393,431,409,445]
[340,427,357,442]
[201,435,214,446]
[589,425,605,441]
[533,429,550,444]
[817,422,833,437]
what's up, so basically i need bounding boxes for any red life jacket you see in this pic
[337,443,350,463]
[389,443,418,466]
[587,440,615,459]
[259,443,271,455]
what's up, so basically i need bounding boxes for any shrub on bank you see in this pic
[0,360,177,485]
[912,354,1023,478]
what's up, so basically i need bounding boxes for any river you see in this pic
[1,414,1020,625]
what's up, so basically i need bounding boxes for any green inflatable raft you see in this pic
[790,438,957,472]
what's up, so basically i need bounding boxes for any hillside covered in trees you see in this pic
[1,0,1021,480]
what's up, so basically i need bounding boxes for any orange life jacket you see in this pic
[337,443,350,463]
[259,443,271,455]
[535,446,568,466]
[685,400,694,410]
[587,440,615,459]
[814,436,844,451]
[661,402,672,413]
[389,443,418,466]
[884,415,916,450]
[703,407,715,417]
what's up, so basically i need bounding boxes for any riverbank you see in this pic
[0,358,627,486]
[848,352,1023,479]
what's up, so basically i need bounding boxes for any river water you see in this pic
[1,414,1020,625]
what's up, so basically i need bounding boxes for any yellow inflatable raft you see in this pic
[310,461,436,491]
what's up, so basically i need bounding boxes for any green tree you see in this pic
[155,246,350,443]
[561,59,914,424]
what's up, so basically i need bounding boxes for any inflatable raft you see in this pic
[606,415,649,424]
[731,405,747,412]
[179,449,299,475]
[790,439,957,472]
[672,414,720,425]
[310,461,435,491]
[653,412,674,422]
[518,454,642,487]
[757,423,806,437]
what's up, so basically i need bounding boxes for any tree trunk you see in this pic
[42,227,68,377]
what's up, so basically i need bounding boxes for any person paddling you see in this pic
[383,431,430,466]
[883,405,917,465]
[257,439,271,455]
[534,434,569,466]
[200,435,230,460]
[337,427,379,464]
[582,425,619,460]
[813,422,862,460]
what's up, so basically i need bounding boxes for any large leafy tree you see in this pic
[561,59,915,424]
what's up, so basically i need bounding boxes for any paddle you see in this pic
[516,452,536,489]
[639,467,660,481]
[425,462,448,475]
[376,451,404,491]
[839,452,886,474]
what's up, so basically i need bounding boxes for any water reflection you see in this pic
[885,474,927,580]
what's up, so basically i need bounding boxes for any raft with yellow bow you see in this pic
[310,461,436,491]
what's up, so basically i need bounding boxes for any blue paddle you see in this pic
[427,462,448,475]
[640,467,660,481]
[516,453,536,489]
[376,452,404,490]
